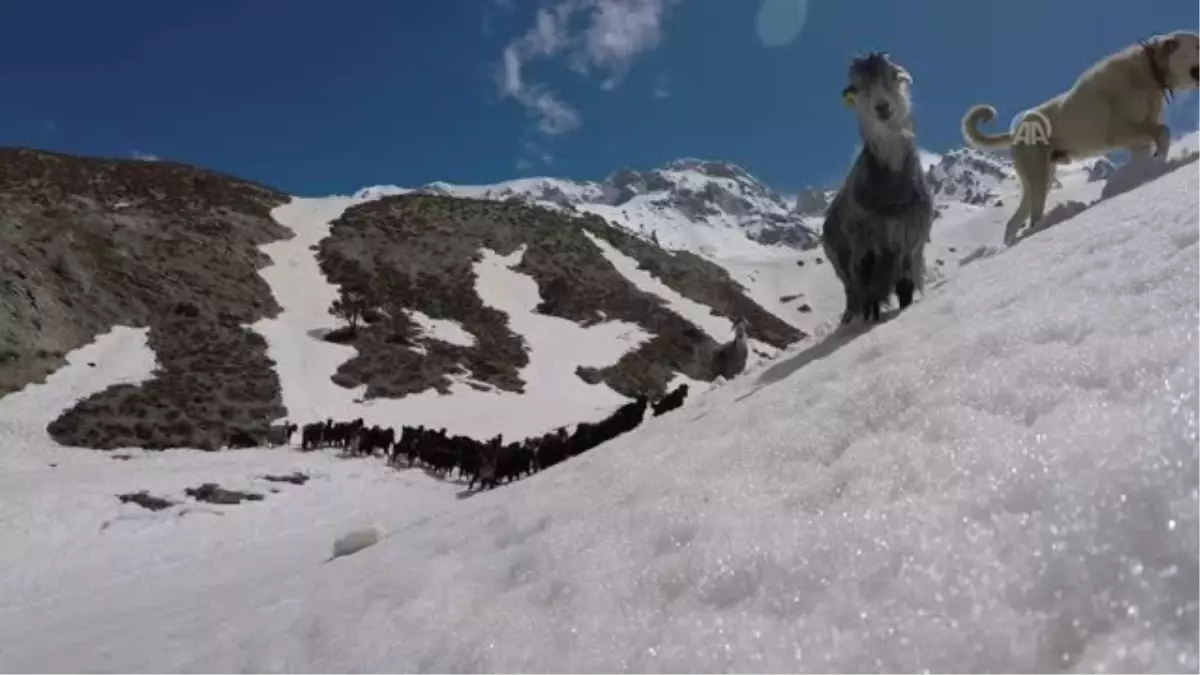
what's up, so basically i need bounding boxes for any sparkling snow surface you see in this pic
[0,164,1196,672]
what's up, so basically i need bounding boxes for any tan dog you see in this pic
[961,31,1200,245]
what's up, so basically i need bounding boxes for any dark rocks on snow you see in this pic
[118,491,175,511]
[261,472,310,485]
[575,366,603,385]
[185,483,264,505]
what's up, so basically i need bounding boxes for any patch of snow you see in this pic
[0,445,459,671]
[1172,129,1199,159]
[583,231,734,343]
[252,197,369,424]
[351,184,410,201]
[0,325,156,469]
[406,310,476,348]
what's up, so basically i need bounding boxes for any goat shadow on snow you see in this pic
[732,312,901,404]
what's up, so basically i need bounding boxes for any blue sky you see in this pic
[1,0,1196,196]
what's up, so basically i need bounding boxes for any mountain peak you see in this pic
[660,157,753,181]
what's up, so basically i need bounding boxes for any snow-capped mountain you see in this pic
[355,158,820,259]
[353,145,1146,266]
[923,147,1014,206]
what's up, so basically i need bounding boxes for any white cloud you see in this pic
[573,0,671,85]
[498,0,676,138]
[131,150,160,162]
[498,4,580,137]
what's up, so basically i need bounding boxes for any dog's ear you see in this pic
[842,85,857,107]
[1160,36,1181,55]
[895,66,913,84]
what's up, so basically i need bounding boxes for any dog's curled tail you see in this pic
[961,105,1012,150]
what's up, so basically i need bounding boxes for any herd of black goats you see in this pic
[274,383,690,493]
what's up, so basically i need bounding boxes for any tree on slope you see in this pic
[329,283,375,337]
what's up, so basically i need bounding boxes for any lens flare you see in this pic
[756,0,809,48]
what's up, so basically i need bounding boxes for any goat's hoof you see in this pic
[896,280,915,309]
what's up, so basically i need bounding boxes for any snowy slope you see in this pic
[0,160,1194,672]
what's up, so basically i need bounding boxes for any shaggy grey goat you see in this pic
[712,318,750,380]
[822,52,934,324]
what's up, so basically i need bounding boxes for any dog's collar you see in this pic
[1141,39,1175,102]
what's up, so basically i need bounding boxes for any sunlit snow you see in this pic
[0,160,1195,673]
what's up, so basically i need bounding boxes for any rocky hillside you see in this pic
[923,148,1014,206]
[318,194,804,400]
[2,147,806,451]
[0,148,291,450]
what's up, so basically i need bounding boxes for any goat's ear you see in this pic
[842,85,857,107]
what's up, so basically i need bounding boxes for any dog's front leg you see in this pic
[1153,124,1172,158]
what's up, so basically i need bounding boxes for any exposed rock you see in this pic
[575,366,603,385]
[262,472,310,485]
[117,491,175,511]
[924,148,1010,206]
[185,482,264,505]
[751,223,819,248]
